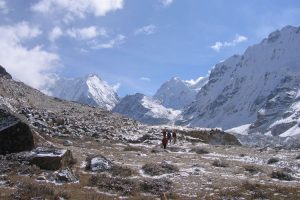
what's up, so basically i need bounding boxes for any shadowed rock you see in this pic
[0,65,12,79]
[0,108,34,155]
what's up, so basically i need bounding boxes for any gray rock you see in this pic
[63,140,73,146]
[29,148,74,170]
[0,108,34,155]
[55,168,78,183]
[86,155,113,172]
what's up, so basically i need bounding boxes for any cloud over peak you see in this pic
[0,22,60,90]
[211,34,248,52]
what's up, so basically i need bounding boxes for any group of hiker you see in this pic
[161,128,177,149]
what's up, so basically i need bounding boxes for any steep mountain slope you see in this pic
[46,74,119,110]
[113,93,181,125]
[154,76,208,109]
[178,25,300,138]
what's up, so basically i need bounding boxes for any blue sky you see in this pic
[1,0,300,96]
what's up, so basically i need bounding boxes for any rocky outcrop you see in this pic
[29,148,74,170]
[180,129,241,146]
[0,65,12,79]
[0,108,34,155]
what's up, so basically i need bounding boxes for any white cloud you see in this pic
[67,26,107,40]
[32,0,124,21]
[91,34,126,49]
[0,0,8,14]
[49,26,63,42]
[160,0,173,7]
[0,22,60,90]
[112,82,121,91]
[134,25,156,36]
[140,77,151,82]
[211,34,248,52]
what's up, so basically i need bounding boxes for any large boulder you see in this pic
[29,147,74,170]
[85,155,113,172]
[0,108,34,155]
[0,65,12,79]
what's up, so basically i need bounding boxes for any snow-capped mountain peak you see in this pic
[46,74,119,110]
[113,93,181,125]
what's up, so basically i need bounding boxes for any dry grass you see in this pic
[110,165,136,177]
[142,162,179,176]
[123,145,143,152]
[218,181,300,200]
[243,165,262,174]
[88,174,139,196]
[190,147,210,154]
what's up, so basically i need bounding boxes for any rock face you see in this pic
[29,148,74,170]
[0,65,12,79]
[113,93,181,125]
[0,108,34,155]
[46,74,119,110]
[178,25,300,138]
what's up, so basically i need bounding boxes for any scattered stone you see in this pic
[63,140,73,146]
[267,157,280,164]
[36,176,47,181]
[271,170,293,181]
[29,148,74,170]
[295,155,300,159]
[212,159,228,168]
[55,168,78,183]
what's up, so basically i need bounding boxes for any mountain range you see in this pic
[11,25,300,141]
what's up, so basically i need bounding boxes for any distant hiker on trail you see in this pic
[172,130,177,144]
[167,131,172,143]
[162,136,168,149]
[162,128,167,138]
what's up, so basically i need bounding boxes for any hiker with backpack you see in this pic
[167,130,172,143]
[172,130,177,144]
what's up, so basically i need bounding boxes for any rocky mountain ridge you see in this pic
[178,25,300,140]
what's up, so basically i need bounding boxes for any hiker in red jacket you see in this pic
[162,136,168,149]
